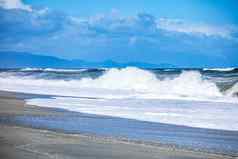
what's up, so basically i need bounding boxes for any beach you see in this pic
[0,91,235,159]
[1,0,238,157]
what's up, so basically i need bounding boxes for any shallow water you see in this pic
[1,108,237,156]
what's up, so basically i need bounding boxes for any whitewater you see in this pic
[0,67,238,131]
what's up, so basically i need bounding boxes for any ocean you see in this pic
[0,67,238,131]
[1,67,238,155]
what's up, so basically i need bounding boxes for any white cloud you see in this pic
[36,7,49,15]
[157,18,236,39]
[69,12,237,40]
[0,0,32,11]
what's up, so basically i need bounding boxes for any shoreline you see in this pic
[0,90,237,159]
[1,125,232,159]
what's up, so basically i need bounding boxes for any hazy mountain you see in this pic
[0,51,175,68]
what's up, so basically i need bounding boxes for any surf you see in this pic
[0,67,237,102]
[1,67,238,131]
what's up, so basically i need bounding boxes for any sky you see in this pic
[0,0,238,67]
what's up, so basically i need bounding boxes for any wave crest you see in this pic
[0,67,236,102]
[78,67,222,98]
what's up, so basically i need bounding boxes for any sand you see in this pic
[0,91,234,159]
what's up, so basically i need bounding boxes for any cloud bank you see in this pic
[158,18,237,39]
[0,0,32,11]
[0,2,237,66]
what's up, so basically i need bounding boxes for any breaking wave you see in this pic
[0,67,237,102]
[78,67,223,98]
[225,82,238,97]
[1,67,238,130]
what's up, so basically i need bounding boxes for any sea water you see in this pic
[0,67,238,131]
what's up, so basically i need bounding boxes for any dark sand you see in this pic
[0,91,235,159]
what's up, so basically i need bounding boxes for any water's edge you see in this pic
[0,90,238,157]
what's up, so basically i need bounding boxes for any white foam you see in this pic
[203,67,235,71]
[0,67,236,102]
[26,97,238,131]
[1,67,238,131]
[225,83,238,97]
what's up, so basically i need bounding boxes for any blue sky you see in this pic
[25,0,238,24]
[0,0,238,67]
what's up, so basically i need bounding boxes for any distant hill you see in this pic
[0,51,175,68]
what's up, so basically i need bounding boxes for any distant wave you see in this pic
[20,67,43,71]
[20,67,88,73]
[203,67,236,72]
[44,68,87,72]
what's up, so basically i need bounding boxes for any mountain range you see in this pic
[0,51,175,68]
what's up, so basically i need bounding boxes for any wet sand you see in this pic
[0,91,235,159]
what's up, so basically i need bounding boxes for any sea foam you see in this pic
[0,67,238,131]
[26,96,238,131]
[0,67,236,101]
